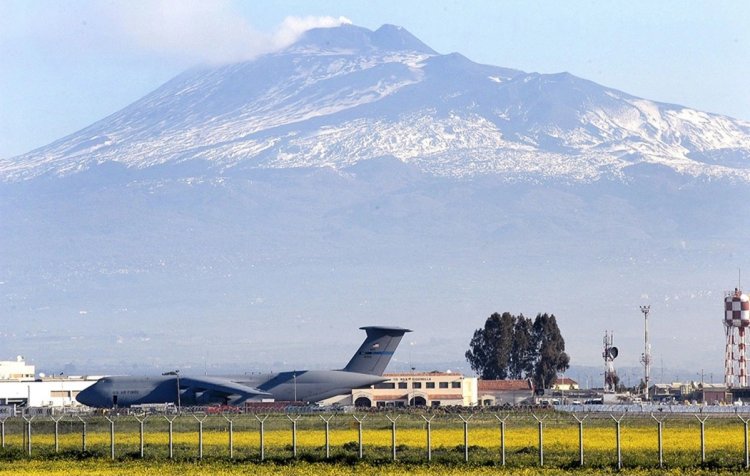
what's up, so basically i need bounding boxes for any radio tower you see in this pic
[640,305,651,400]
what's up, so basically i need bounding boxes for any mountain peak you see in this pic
[372,24,436,54]
[290,24,436,55]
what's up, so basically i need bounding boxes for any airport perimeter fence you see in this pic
[3,408,750,468]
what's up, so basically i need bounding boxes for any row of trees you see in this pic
[465,312,569,390]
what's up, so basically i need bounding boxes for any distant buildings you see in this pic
[552,377,579,391]
[477,379,535,406]
[0,356,35,380]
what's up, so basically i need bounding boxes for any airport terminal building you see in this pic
[340,373,534,408]
[351,371,478,408]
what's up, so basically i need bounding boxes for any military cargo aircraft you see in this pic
[76,326,410,408]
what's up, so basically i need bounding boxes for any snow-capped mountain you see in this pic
[3,24,749,182]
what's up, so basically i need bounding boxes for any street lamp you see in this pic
[162,370,181,413]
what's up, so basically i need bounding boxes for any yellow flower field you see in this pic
[1,413,748,471]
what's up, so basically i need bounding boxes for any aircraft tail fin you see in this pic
[343,326,412,376]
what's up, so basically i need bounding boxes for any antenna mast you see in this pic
[640,305,651,400]
[602,331,618,392]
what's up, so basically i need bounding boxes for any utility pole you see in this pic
[640,305,651,400]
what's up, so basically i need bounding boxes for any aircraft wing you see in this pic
[180,376,271,405]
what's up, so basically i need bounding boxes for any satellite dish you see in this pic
[609,347,619,359]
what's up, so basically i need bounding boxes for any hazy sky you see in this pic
[1,0,748,159]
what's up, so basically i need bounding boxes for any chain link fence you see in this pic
[2,407,750,468]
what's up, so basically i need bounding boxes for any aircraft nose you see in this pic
[76,383,104,407]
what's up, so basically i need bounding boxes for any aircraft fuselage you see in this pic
[76,326,409,408]
[77,370,385,408]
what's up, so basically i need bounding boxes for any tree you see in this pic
[531,313,570,390]
[465,312,514,379]
[509,314,534,379]
[467,311,569,386]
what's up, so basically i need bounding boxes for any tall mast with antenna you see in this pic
[640,305,651,400]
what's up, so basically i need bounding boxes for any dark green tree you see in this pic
[509,314,535,379]
[531,313,570,390]
[467,311,569,386]
[465,312,514,379]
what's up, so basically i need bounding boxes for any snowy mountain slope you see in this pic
[3,24,749,182]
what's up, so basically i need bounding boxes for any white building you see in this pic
[0,377,100,408]
[0,357,100,409]
[347,371,477,408]
[0,356,35,380]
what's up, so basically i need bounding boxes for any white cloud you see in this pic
[273,15,352,48]
[113,1,351,64]
[0,1,351,65]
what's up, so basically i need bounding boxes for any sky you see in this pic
[1,0,749,160]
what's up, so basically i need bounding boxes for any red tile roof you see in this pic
[478,379,533,391]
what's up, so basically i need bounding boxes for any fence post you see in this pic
[353,415,366,459]
[22,415,33,456]
[695,414,708,464]
[572,414,587,466]
[193,414,207,460]
[532,413,546,466]
[222,414,235,459]
[386,415,399,461]
[52,416,62,453]
[495,414,508,466]
[459,415,473,462]
[422,415,434,462]
[651,413,665,468]
[287,415,300,458]
[0,418,5,449]
[164,415,176,459]
[740,415,750,470]
[255,414,268,461]
[320,415,333,459]
[104,416,115,460]
[76,415,87,453]
[133,414,147,458]
[610,414,625,470]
